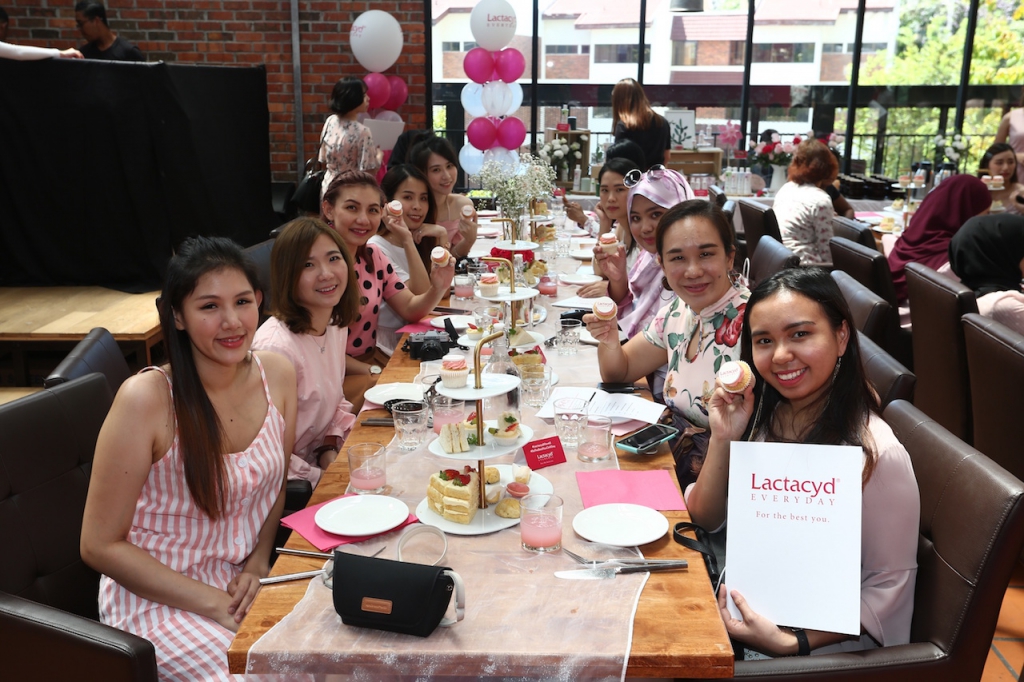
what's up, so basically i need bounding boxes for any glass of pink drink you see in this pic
[347,443,387,494]
[578,415,613,462]
[520,494,563,553]
[431,397,466,434]
[537,275,558,297]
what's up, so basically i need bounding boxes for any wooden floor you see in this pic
[984,562,1024,681]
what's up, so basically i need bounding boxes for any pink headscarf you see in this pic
[626,167,695,216]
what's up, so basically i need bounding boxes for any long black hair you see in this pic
[978,142,1018,184]
[158,236,261,519]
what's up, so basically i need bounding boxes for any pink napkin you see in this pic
[281,494,419,551]
[576,470,686,511]
[396,320,434,334]
[855,211,883,219]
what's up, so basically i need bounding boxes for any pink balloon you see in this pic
[496,48,525,83]
[496,116,526,150]
[384,75,408,111]
[364,73,391,110]
[463,47,495,84]
[467,117,498,150]
[491,67,501,82]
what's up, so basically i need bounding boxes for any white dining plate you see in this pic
[427,421,536,461]
[559,273,602,286]
[364,382,424,406]
[468,370,558,386]
[570,250,595,261]
[477,226,501,237]
[561,227,590,237]
[430,315,474,331]
[315,495,410,537]
[572,503,669,547]
[858,215,882,226]
[579,328,629,345]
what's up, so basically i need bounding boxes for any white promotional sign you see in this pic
[725,441,863,636]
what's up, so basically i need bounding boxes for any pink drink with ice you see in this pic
[432,407,465,434]
[538,279,558,296]
[350,466,386,492]
[454,282,475,298]
[521,514,562,550]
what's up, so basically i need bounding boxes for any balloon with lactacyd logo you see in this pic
[461,82,487,118]
[459,143,485,176]
[481,81,513,118]
[350,11,404,73]
[470,0,517,52]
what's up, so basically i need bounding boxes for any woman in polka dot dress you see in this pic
[321,171,455,407]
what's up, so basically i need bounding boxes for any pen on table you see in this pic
[585,391,596,406]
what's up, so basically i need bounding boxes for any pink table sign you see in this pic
[576,469,686,511]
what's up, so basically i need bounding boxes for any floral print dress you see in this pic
[318,115,380,198]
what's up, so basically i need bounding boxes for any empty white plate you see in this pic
[363,382,423,406]
[315,496,409,537]
[559,273,602,286]
[572,503,669,547]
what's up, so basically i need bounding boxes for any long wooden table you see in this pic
[228,333,734,677]
[0,287,162,383]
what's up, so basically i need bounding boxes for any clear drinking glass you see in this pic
[392,400,428,450]
[431,396,465,434]
[578,415,613,462]
[467,262,489,285]
[557,318,582,356]
[553,397,588,450]
[520,494,563,553]
[555,229,571,258]
[348,443,387,494]
[521,365,553,408]
[452,274,475,301]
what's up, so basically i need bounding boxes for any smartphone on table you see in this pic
[616,424,680,454]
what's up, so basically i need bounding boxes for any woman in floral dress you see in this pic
[319,78,381,198]
[584,200,750,487]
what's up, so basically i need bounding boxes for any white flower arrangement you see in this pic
[539,137,574,173]
[934,133,967,163]
[478,153,555,221]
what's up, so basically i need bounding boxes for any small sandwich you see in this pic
[598,233,619,254]
[439,421,472,454]
[462,204,475,218]
[386,200,403,217]
[879,216,896,232]
[891,198,904,211]
[718,360,754,394]
[592,296,618,321]
[431,246,452,267]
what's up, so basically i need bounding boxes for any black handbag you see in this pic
[291,128,328,214]
[332,551,465,637]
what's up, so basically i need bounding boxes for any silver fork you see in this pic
[261,545,386,585]
[564,547,683,567]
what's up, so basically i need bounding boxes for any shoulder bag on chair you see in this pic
[291,128,328,214]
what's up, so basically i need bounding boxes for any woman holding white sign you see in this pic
[688,267,919,656]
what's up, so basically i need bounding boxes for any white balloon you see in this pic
[470,0,517,52]
[483,147,520,172]
[505,81,524,116]
[375,110,403,122]
[481,81,513,118]
[461,83,487,119]
[350,11,404,73]
[459,143,486,176]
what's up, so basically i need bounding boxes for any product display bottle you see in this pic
[482,330,521,422]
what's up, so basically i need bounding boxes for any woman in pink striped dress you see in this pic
[81,236,298,680]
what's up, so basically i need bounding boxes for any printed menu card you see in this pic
[725,441,863,635]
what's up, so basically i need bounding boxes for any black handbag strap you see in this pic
[673,521,722,588]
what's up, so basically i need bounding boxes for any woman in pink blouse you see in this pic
[319,78,381,198]
[252,218,361,486]
[772,140,838,266]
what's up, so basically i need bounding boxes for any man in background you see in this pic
[75,1,143,61]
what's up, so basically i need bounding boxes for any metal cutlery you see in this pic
[563,547,685,567]
[261,546,386,584]
[554,561,688,580]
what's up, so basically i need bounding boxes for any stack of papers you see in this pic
[536,387,666,425]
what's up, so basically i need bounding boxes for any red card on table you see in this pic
[576,469,686,511]
[522,436,567,470]
[281,494,419,552]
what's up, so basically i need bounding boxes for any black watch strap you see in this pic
[791,628,811,656]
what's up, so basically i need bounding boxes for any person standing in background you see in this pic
[74,2,144,61]
[611,78,671,171]
[319,77,381,199]
[995,87,1024,164]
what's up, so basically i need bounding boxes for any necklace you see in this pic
[310,331,327,354]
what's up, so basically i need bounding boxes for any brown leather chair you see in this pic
[858,332,915,407]
[832,270,892,347]
[244,237,275,324]
[711,400,1024,681]
[44,327,131,395]
[749,236,799,288]
[0,373,158,681]
[963,313,1024,483]
[831,216,879,252]
[738,199,782,258]
[830,236,912,369]
[710,184,727,207]
[904,263,977,443]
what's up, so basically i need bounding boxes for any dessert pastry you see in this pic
[991,200,1005,212]
[598,233,619,254]
[981,175,993,188]
[891,198,904,211]
[484,466,501,484]
[465,323,484,340]
[427,467,480,524]
[992,175,1005,190]
[441,354,469,388]
[592,297,618,321]
[509,347,544,367]
[898,174,910,188]
[489,411,522,445]
[505,482,529,499]
[431,246,452,266]
[494,498,521,519]
[462,204,475,218]
[439,421,472,453]
[879,216,896,232]
[485,483,503,505]
[386,200,403,217]
[514,464,532,484]
[718,360,754,394]
[479,273,500,296]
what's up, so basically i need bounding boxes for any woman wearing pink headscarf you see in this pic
[887,174,992,301]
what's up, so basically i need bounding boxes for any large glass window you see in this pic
[594,44,650,64]
[752,43,815,64]
[672,41,698,67]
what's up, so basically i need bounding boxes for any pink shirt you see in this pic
[347,244,407,356]
[252,318,356,485]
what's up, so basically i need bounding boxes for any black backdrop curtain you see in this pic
[0,59,278,292]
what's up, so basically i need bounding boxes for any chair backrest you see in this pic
[0,373,113,620]
[962,313,1024,480]
[244,238,276,322]
[738,199,782,258]
[829,236,900,308]
[832,270,892,346]
[858,332,915,407]
[43,328,131,395]
[885,400,1024,681]
[709,184,726,207]
[721,199,736,224]
[831,215,878,252]
[904,263,977,443]
[749,235,799,288]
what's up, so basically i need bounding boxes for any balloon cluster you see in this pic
[458,0,526,176]
[350,11,408,126]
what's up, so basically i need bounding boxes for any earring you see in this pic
[831,356,842,382]
[662,276,671,291]
[327,219,334,228]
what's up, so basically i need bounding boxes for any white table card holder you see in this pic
[725,441,863,636]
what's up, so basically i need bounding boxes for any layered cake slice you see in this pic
[426,467,480,524]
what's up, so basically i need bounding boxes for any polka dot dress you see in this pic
[346,244,406,356]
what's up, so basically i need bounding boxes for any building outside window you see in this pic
[729,41,745,65]
[441,41,460,52]
[672,41,698,66]
[594,44,650,64]
[546,45,579,54]
[752,43,815,63]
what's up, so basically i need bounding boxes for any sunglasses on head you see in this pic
[623,164,669,188]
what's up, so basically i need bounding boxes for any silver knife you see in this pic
[554,561,688,580]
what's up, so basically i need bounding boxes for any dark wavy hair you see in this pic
[381,164,437,226]
[978,142,1018,184]
[329,78,367,117]
[788,139,840,186]
[739,268,880,483]
[269,217,360,334]
[655,199,736,261]
[158,236,261,519]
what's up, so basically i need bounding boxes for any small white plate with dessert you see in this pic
[493,239,539,251]
[572,503,669,547]
[428,418,535,460]
[570,250,595,261]
[364,383,424,407]
[559,273,602,286]
[457,329,546,349]
[315,495,410,537]
[430,315,474,331]
[417,463,552,536]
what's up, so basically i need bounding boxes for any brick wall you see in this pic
[544,54,588,80]
[3,0,428,182]
[696,41,729,67]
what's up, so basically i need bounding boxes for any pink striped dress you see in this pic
[99,356,286,681]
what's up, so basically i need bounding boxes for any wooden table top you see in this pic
[0,387,42,406]
[0,287,161,342]
[228,337,734,677]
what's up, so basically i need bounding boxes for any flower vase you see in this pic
[769,164,789,192]
[559,167,568,183]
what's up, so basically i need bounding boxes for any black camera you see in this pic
[405,330,458,361]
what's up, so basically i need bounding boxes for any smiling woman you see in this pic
[410,136,479,258]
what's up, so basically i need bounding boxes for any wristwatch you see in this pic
[790,628,810,656]
[369,365,383,376]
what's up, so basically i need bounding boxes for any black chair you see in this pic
[0,373,158,681]
[858,332,915,407]
[709,184,727,207]
[244,238,275,324]
[749,236,799,288]
[737,199,782,258]
[831,216,878,252]
[832,270,892,347]
[44,327,131,396]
